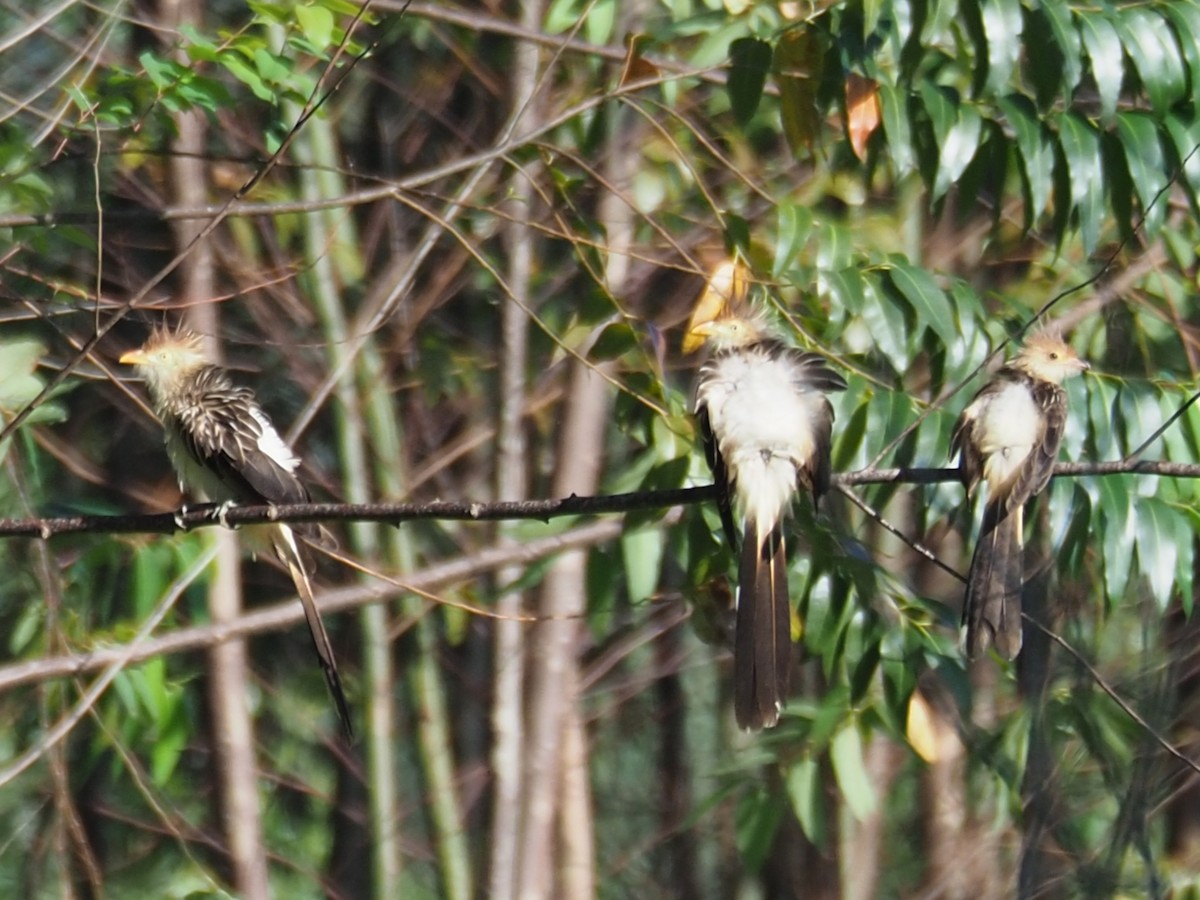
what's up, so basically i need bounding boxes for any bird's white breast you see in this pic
[699,348,827,534]
[969,381,1042,491]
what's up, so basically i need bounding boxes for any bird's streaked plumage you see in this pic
[951,333,1088,659]
[688,307,845,729]
[121,326,352,737]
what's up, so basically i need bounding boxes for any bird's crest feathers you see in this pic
[1011,333,1089,385]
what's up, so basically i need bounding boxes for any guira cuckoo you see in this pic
[686,297,846,729]
[121,327,352,737]
[951,333,1088,660]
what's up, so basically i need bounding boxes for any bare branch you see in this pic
[0,518,630,694]
[1,459,1196,539]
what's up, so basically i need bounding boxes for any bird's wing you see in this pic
[951,382,999,494]
[175,372,308,507]
[786,350,844,502]
[697,400,739,551]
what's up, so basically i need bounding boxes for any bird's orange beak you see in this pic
[119,348,147,365]
[682,319,716,355]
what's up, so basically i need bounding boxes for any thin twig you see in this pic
[1022,615,1200,779]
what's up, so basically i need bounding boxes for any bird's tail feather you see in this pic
[735,520,791,729]
[962,505,1023,659]
[274,524,354,738]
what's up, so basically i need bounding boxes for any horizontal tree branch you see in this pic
[0,517,632,693]
[0,459,1195,539]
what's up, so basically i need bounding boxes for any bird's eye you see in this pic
[1049,351,1059,360]
[158,351,169,361]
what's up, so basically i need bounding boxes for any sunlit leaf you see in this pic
[906,690,940,763]
[295,5,335,52]
[877,80,914,174]
[1077,11,1123,123]
[1055,112,1103,253]
[997,95,1054,228]
[980,0,1022,96]
[1098,475,1135,602]
[621,527,663,605]
[935,102,981,201]
[1114,112,1167,236]
[1163,114,1200,213]
[773,203,813,279]
[786,754,827,843]
[1038,2,1082,99]
[1134,497,1180,610]
[886,261,957,348]
[1162,2,1200,108]
[1115,7,1186,116]
[831,721,876,820]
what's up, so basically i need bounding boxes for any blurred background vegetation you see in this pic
[3,0,1200,897]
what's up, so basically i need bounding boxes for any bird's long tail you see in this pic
[274,524,354,738]
[734,519,791,730]
[962,504,1024,659]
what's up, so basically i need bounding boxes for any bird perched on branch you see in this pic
[685,280,846,729]
[951,333,1088,660]
[120,326,352,737]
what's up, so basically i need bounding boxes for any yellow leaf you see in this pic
[906,690,940,763]
[682,258,750,353]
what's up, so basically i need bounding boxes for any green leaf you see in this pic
[877,80,914,174]
[831,722,876,820]
[997,95,1052,229]
[1162,2,1200,108]
[857,271,909,373]
[1135,496,1181,610]
[824,265,864,314]
[621,527,663,606]
[1164,114,1200,213]
[772,203,813,279]
[252,47,290,85]
[220,52,275,103]
[1039,2,1082,99]
[886,261,957,348]
[979,0,1022,96]
[728,37,772,127]
[1055,112,1103,254]
[1098,475,1134,602]
[849,642,881,703]
[735,787,784,871]
[1077,11,1123,123]
[8,603,41,656]
[786,754,827,844]
[589,321,638,362]
[775,28,826,160]
[0,339,46,408]
[934,102,981,202]
[139,51,182,91]
[1115,7,1186,116]
[832,396,870,473]
[296,4,335,51]
[1114,112,1167,236]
